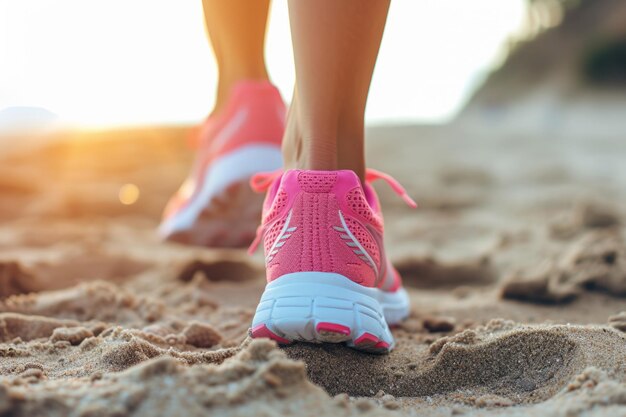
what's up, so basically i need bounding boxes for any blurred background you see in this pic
[0,0,624,223]
[1,0,530,130]
[2,0,625,133]
[2,0,625,135]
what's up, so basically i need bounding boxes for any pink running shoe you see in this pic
[248,169,416,353]
[159,81,286,247]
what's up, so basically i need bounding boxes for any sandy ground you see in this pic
[0,124,624,416]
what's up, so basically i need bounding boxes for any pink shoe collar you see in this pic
[251,168,416,207]
[247,168,416,254]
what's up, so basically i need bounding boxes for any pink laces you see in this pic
[365,168,417,208]
[250,169,284,193]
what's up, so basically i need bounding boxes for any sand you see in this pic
[0,124,625,416]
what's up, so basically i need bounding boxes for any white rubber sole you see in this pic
[159,144,282,246]
[250,272,410,354]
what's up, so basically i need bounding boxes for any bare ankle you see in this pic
[281,97,365,180]
[213,69,269,114]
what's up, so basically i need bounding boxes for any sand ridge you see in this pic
[0,126,625,416]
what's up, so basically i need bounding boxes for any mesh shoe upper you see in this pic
[250,169,416,292]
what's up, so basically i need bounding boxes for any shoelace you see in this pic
[248,169,417,254]
[250,169,284,193]
[365,168,417,208]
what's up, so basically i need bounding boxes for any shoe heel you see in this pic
[250,272,397,353]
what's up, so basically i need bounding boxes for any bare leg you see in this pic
[202,0,271,113]
[283,0,390,180]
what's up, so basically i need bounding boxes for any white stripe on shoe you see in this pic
[159,144,283,237]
